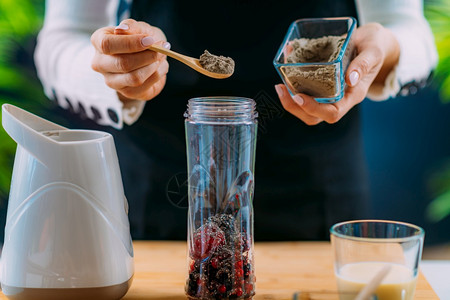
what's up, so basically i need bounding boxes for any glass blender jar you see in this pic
[184,97,258,299]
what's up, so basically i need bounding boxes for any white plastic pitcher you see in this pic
[1,104,134,299]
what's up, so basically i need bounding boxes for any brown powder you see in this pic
[284,35,347,98]
[199,50,235,74]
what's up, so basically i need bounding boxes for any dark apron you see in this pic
[60,0,369,240]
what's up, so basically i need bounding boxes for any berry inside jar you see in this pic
[186,214,255,299]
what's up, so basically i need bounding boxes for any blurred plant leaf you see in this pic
[426,189,450,222]
[425,0,450,222]
[0,99,17,198]
[0,0,47,199]
[427,159,450,196]
[425,0,450,102]
[426,159,450,222]
[0,0,44,37]
[0,66,30,90]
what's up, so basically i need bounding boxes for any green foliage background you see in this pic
[426,0,450,103]
[0,0,49,199]
[425,0,450,222]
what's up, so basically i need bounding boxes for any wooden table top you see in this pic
[123,241,437,300]
[0,241,438,299]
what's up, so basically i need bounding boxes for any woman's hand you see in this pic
[91,19,170,103]
[275,23,400,125]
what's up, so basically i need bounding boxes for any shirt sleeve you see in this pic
[34,0,145,129]
[355,0,438,101]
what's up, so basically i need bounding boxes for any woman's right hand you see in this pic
[91,19,170,102]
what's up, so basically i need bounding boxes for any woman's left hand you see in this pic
[275,23,400,125]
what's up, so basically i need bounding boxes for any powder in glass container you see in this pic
[284,34,349,97]
[199,50,235,74]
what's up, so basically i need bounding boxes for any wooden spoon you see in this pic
[147,44,233,79]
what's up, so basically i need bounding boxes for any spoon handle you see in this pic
[147,44,195,66]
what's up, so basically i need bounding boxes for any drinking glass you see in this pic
[330,220,425,300]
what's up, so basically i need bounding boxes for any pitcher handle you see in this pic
[2,104,67,165]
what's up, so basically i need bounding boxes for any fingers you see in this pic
[90,19,170,102]
[113,19,170,51]
[283,43,294,63]
[341,38,385,107]
[113,19,158,36]
[92,50,160,73]
[346,47,383,87]
[275,23,394,125]
[117,59,169,100]
[275,84,365,125]
[276,41,383,125]
[147,40,171,61]
[91,19,169,55]
[291,92,347,124]
[275,84,322,125]
[338,84,367,110]
[104,61,161,90]
[91,30,152,54]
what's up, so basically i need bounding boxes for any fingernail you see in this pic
[115,23,129,30]
[162,42,171,49]
[141,36,155,47]
[349,71,360,87]
[274,85,284,97]
[293,95,304,106]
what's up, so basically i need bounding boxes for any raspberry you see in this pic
[235,267,244,278]
[211,257,219,269]
[245,283,254,295]
[191,223,225,260]
[218,284,226,294]
[235,260,243,268]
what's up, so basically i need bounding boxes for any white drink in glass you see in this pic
[336,262,417,300]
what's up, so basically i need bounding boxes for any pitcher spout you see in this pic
[2,104,67,166]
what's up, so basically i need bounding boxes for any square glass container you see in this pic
[273,17,356,103]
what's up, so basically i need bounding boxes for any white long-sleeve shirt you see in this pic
[35,0,438,129]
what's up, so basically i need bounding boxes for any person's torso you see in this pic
[123,0,368,240]
[129,0,360,159]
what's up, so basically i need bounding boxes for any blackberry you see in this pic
[186,272,199,296]
[243,262,252,278]
[207,214,238,242]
